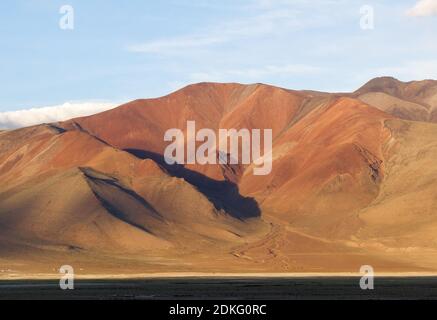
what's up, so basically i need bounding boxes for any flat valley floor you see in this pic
[1,277,437,300]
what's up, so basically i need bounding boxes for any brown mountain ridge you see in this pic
[1,77,437,276]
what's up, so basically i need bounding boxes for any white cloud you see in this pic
[189,64,323,82]
[407,0,437,16]
[127,7,303,54]
[0,101,117,129]
[254,0,346,9]
[128,35,228,53]
[373,60,437,81]
[128,0,348,55]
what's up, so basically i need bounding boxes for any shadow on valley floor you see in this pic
[125,149,261,220]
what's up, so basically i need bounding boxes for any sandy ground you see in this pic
[3,272,437,281]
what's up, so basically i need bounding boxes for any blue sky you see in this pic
[1,0,437,127]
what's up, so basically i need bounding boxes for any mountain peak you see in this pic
[356,76,404,95]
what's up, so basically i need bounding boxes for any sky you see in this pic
[1,0,437,128]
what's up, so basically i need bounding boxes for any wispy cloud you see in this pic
[407,0,437,16]
[189,64,323,82]
[254,0,346,9]
[373,60,437,80]
[127,7,303,54]
[128,35,227,53]
[127,0,349,55]
[0,102,117,129]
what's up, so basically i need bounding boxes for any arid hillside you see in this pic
[354,77,437,123]
[1,78,437,277]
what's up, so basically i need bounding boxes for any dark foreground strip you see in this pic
[0,300,434,319]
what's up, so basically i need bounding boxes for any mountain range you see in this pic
[1,76,437,276]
